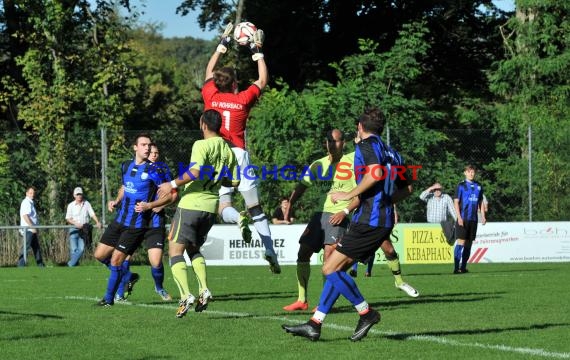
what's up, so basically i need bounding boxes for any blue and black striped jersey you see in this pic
[352,135,405,228]
[114,160,168,228]
[454,180,484,222]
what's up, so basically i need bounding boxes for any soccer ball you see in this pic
[233,22,257,46]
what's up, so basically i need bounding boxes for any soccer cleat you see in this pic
[176,294,196,318]
[238,212,252,243]
[351,309,381,341]
[265,253,281,274]
[195,289,213,312]
[282,320,321,341]
[283,301,309,311]
[95,298,113,307]
[125,272,140,299]
[156,288,172,301]
[348,269,357,278]
[114,294,127,302]
[395,282,419,298]
[364,272,371,277]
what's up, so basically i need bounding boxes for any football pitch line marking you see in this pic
[64,296,570,359]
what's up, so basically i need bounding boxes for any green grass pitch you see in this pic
[1,262,569,359]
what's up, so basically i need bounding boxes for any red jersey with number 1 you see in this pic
[202,78,261,149]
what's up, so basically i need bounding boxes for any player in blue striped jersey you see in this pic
[94,134,175,306]
[282,107,412,341]
[350,141,418,298]
[114,143,176,301]
[453,164,486,274]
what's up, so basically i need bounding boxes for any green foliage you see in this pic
[0,1,141,222]
[0,1,566,223]
[248,22,444,221]
[0,139,10,201]
[488,1,570,220]
[247,84,327,218]
[126,26,214,130]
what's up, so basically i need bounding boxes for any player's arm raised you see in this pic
[205,23,233,81]
[250,29,268,90]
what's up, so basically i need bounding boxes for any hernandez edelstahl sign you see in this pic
[183,222,570,266]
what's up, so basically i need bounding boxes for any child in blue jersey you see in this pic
[453,164,486,274]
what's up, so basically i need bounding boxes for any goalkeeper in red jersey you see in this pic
[201,23,280,274]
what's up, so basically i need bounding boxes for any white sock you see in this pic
[252,216,275,254]
[221,207,240,223]
[312,311,327,323]
[355,301,369,314]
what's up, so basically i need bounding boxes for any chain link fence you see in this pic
[1,125,567,266]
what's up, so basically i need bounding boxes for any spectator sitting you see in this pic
[272,197,295,225]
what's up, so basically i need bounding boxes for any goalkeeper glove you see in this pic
[216,22,233,54]
[249,29,265,61]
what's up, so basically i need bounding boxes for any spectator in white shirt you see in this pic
[65,187,101,266]
[419,183,457,223]
[18,187,44,267]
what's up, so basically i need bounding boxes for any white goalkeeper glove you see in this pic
[249,29,265,61]
[216,22,233,54]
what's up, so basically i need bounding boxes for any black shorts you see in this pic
[300,212,349,253]
[169,208,216,248]
[336,222,393,263]
[144,227,166,250]
[100,221,146,255]
[455,220,478,242]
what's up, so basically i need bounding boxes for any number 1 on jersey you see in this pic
[223,110,231,131]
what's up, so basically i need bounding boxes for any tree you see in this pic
[247,22,443,221]
[176,0,509,99]
[0,0,138,222]
[126,25,213,130]
[488,0,570,220]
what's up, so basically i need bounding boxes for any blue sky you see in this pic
[127,0,218,40]
[130,0,515,40]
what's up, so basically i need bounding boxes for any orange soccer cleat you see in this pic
[283,300,309,311]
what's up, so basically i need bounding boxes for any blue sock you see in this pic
[351,262,358,272]
[116,260,131,297]
[104,265,123,303]
[98,258,111,268]
[151,264,164,291]
[325,271,365,306]
[454,244,464,271]
[461,244,472,271]
[315,279,341,314]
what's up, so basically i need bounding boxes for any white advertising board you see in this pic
[184,224,311,266]
[469,222,570,263]
[184,222,570,265]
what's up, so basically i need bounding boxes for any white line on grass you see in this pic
[63,296,570,359]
